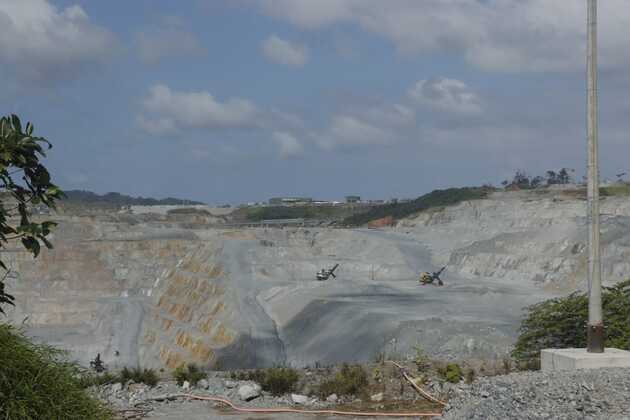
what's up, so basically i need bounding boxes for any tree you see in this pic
[530,176,545,189]
[0,115,63,313]
[558,168,572,184]
[546,170,558,185]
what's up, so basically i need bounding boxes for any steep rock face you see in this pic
[139,240,238,369]
[5,190,630,368]
[4,216,201,368]
[398,191,630,288]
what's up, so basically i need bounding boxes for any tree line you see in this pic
[501,168,574,190]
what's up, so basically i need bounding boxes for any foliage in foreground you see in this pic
[174,363,206,387]
[317,364,368,398]
[343,187,493,226]
[512,279,630,365]
[0,324,112,420]
[0,115,64,313]
[231,367,299,396]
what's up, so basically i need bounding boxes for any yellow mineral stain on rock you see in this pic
[208,265,222,278]
[191,341,213,361]
[169,303,192,322]
[175,330,194,349]
[210,302,224,316]
[144,330,157,345]
[160,318,174,332]
[211,324,232,346]
[159,346,184,369]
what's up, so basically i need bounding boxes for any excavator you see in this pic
[419,266,446,286]
[316,264,339,281]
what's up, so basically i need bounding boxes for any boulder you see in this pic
[291,393,309,405]
[224,380,238,389]
[370,392,384,402]
[238,383,262,401]
[198,379,209,389]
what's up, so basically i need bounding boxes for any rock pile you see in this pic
[443,368,630,420]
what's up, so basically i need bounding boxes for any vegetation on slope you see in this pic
[0,324,112,420]
[512,279,630,365]
[600,183,630,197]
[343,186,494,226]
[237,203,371,222]
[62,190,205,206]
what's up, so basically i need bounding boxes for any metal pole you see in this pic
[586,0,604,353]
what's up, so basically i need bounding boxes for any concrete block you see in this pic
[541,348,630,371]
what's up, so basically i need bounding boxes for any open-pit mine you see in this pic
[5,188,630,371]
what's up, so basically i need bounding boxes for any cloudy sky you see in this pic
[2,0,630,204]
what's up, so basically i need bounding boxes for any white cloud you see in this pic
[259,0,630,72]
[364,103,415,127]
[409,77,482,114]
[261,35,308,67]
[136,115,179,137]
[136,19,206,64]
[272,131,304,159]
[315,115,391,150]
[138,84,257,135]
[0,0,115,85]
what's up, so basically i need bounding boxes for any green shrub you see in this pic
[512,279,630,366]
[317,364,368,398]
[0,324,113,420]
[259,367,299,395]
[119,367,159,387]
[412,345,431,372]
[173,363,206,386]
[229,367,299,396]
[438,363,462,383]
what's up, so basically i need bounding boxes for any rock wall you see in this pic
[398,190,630,289]
[5,190,630,369]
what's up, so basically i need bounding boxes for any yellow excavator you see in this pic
[419,266,446,286]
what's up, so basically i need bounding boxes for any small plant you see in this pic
[317,364,368,398]
[438,363,462,383]
[372,367,382,382]
[174,363,206,386]
[119,367,159,387]
[373,351,386,365]
[229,367,299,395]
[412,345,430,371]
[464,368,475,384]
[259,367,299,395]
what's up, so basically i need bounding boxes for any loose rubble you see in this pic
[443,368,630,420]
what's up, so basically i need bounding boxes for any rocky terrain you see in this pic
[443,367,630,419]
[90,365,630,420]
[4,188,630,372]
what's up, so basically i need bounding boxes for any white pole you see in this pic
[586,0,604,353]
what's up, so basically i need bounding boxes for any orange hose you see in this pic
[182,394,442,417]
[386,361,448,406]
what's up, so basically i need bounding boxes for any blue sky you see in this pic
[2,0,630,204]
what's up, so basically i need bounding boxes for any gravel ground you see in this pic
[443,368,630,420]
